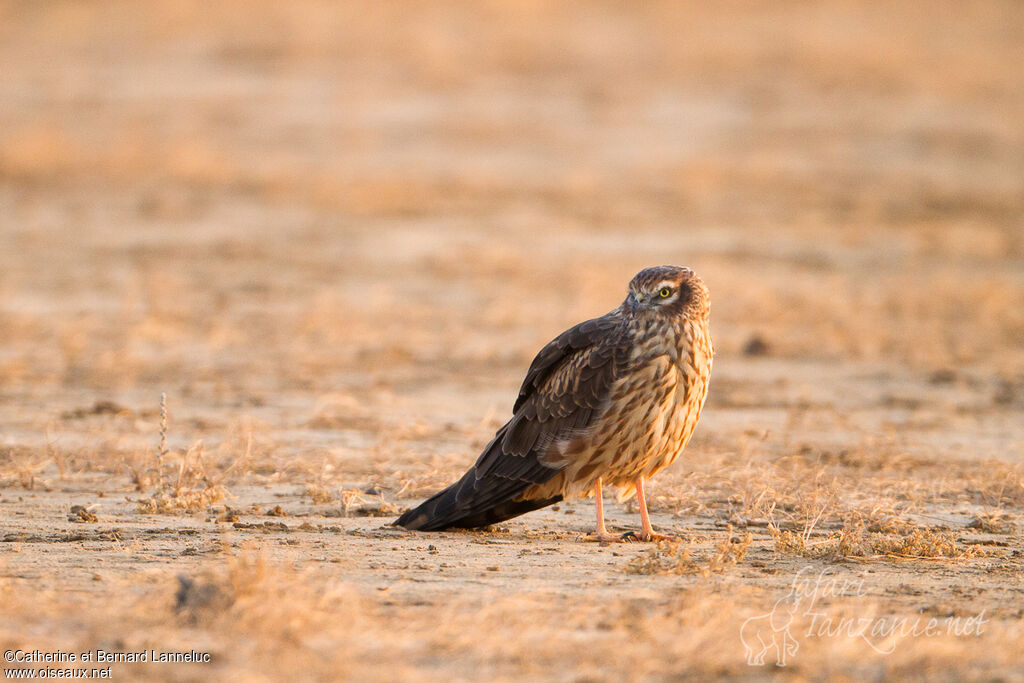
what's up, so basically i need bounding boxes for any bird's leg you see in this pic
[583,478,622,544]
[632,476,670,542]
[595,477,608,536]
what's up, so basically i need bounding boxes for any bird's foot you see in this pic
[620,530,674,543]
[581,531,629,545]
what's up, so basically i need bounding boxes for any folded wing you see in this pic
[394,311,629,530]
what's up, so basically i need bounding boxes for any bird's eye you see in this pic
[658,287,672,298]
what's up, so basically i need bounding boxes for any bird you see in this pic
[394,265,713,542]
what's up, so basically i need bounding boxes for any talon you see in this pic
[622,530,673,542]
[582,531,625,545]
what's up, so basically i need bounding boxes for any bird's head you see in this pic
[626,265,709,320]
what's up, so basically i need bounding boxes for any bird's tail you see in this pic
[394,478,561,531]
[393,434,564,531]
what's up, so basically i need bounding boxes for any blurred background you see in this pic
[1,0,1022,408]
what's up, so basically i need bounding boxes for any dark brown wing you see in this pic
[394,309,631,530]
[491,312,629,471]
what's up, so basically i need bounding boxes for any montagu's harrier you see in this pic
[395,265,713,542]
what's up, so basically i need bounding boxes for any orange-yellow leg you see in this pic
[634,477,669,542]
[584,478,621,544]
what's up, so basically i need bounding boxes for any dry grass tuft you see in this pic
[627,528,751,577]
[133,408,239,512]
[137,483,229,514]
[771,520,992,561]
[967,511,1016,534]
[302,483,337,503]
[971,465,1024,508]
[867,527,978,559]
[0,446,51,490]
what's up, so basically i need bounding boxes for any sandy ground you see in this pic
[2,1,1023,680]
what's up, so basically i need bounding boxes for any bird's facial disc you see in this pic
[627,265,707,317]
[633,279,683,308]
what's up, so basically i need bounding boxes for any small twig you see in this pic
[155,392,168,488]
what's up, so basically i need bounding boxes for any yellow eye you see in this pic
[658,287,672,298]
